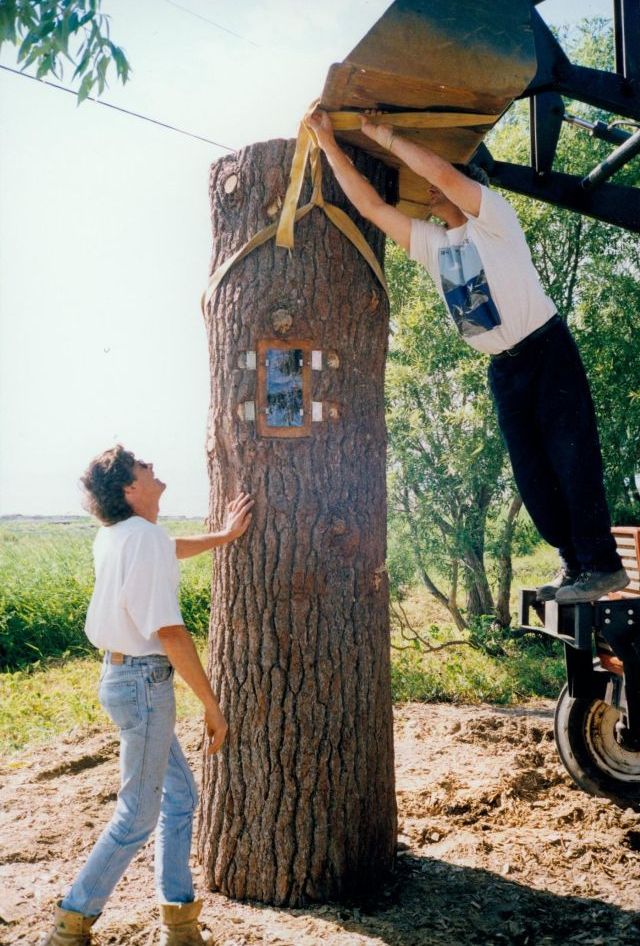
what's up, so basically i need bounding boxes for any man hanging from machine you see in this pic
[307,108,629,604]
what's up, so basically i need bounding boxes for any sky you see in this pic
[0,0,614,516]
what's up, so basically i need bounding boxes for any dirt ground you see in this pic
[1,702,639,946]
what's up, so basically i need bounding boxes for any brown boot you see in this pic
[41,902,99,945]
[159,900,206,945]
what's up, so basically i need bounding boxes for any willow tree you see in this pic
[197,138,397,905]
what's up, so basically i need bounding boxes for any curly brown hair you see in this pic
[80,445,137,525]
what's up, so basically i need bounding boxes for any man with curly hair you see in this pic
[307,109,628,605]
[42,445,253,946]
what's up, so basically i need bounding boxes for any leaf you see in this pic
[35,52,54,79]
[17,1,36,30]
[96,53,108,95]
[0,2,19,45]
[21,46,42,70]
[16,28,37,62]
[54,14,71,57]
[77,72,94,104]
[113,46,129,82]
[72,45,91,80]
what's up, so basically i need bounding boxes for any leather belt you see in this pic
[492,313,561,359]
[105,651,126,664]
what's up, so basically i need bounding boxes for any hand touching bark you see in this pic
[222,492,254,542]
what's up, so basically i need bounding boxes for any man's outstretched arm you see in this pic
[175,492,254,559]
[360,116,482,218]
[307,110,412,251]
[158,624,227,754]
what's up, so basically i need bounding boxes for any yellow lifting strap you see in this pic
[201,108,500,316]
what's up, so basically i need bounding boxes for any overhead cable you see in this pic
[162,0,259,46]
[0,64,235,151]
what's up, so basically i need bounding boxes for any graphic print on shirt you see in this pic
[438,240,501,337]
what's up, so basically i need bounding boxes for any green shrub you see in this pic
[0,519,568,756]
[0,524,96,668]
[0,518,212,670]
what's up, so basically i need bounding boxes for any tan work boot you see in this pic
[159,900,206,945]
[41,901,99,945]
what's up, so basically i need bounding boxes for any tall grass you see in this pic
[0,652,204,755]
[0,518,212,669]
[0,518,566,756]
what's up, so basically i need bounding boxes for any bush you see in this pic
[0,526,95,669]
[0,518,212,670]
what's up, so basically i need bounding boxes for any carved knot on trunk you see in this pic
[223,173,239,195]
[271,308,293,334]
[372,564,387,592]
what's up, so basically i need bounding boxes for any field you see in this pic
[0,517,564,756]
[1,519,639,946]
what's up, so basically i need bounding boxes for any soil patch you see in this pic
[1,703,639,945]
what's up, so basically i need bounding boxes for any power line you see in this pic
[0,64,235,151]
[162,0,259,47]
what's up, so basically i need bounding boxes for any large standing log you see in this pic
[197,139,396,906]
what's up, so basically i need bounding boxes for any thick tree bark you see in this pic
[197,139,396,906]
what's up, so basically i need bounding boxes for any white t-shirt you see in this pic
[84,516,184,656]
[409,185,556,355]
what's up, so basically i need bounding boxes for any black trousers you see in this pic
[488,318,621,573]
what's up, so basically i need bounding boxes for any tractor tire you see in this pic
[554,683,640,804]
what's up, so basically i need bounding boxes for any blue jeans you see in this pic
[61,655,198,917]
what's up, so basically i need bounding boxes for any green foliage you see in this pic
[385,241,514,625]
[389,548,564,705]
[573,273,640,520]
[0,521,96,668]
[385,18,640,639]
[390,636,565,705]
[386,513,417,601]
[0,518,211,671]
[0,647,204,754]
[466,614,509,658]
[0,0,130,98]
[488,19,640,523]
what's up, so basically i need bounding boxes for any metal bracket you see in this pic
[470,4,640,231]
[518,590,591,650]
[596,598,640,634]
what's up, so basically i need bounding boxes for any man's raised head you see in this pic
[81,445,136,525]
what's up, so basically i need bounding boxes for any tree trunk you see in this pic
[463,505,494,618]
[197,139,396,906]
[495,494,523,627]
